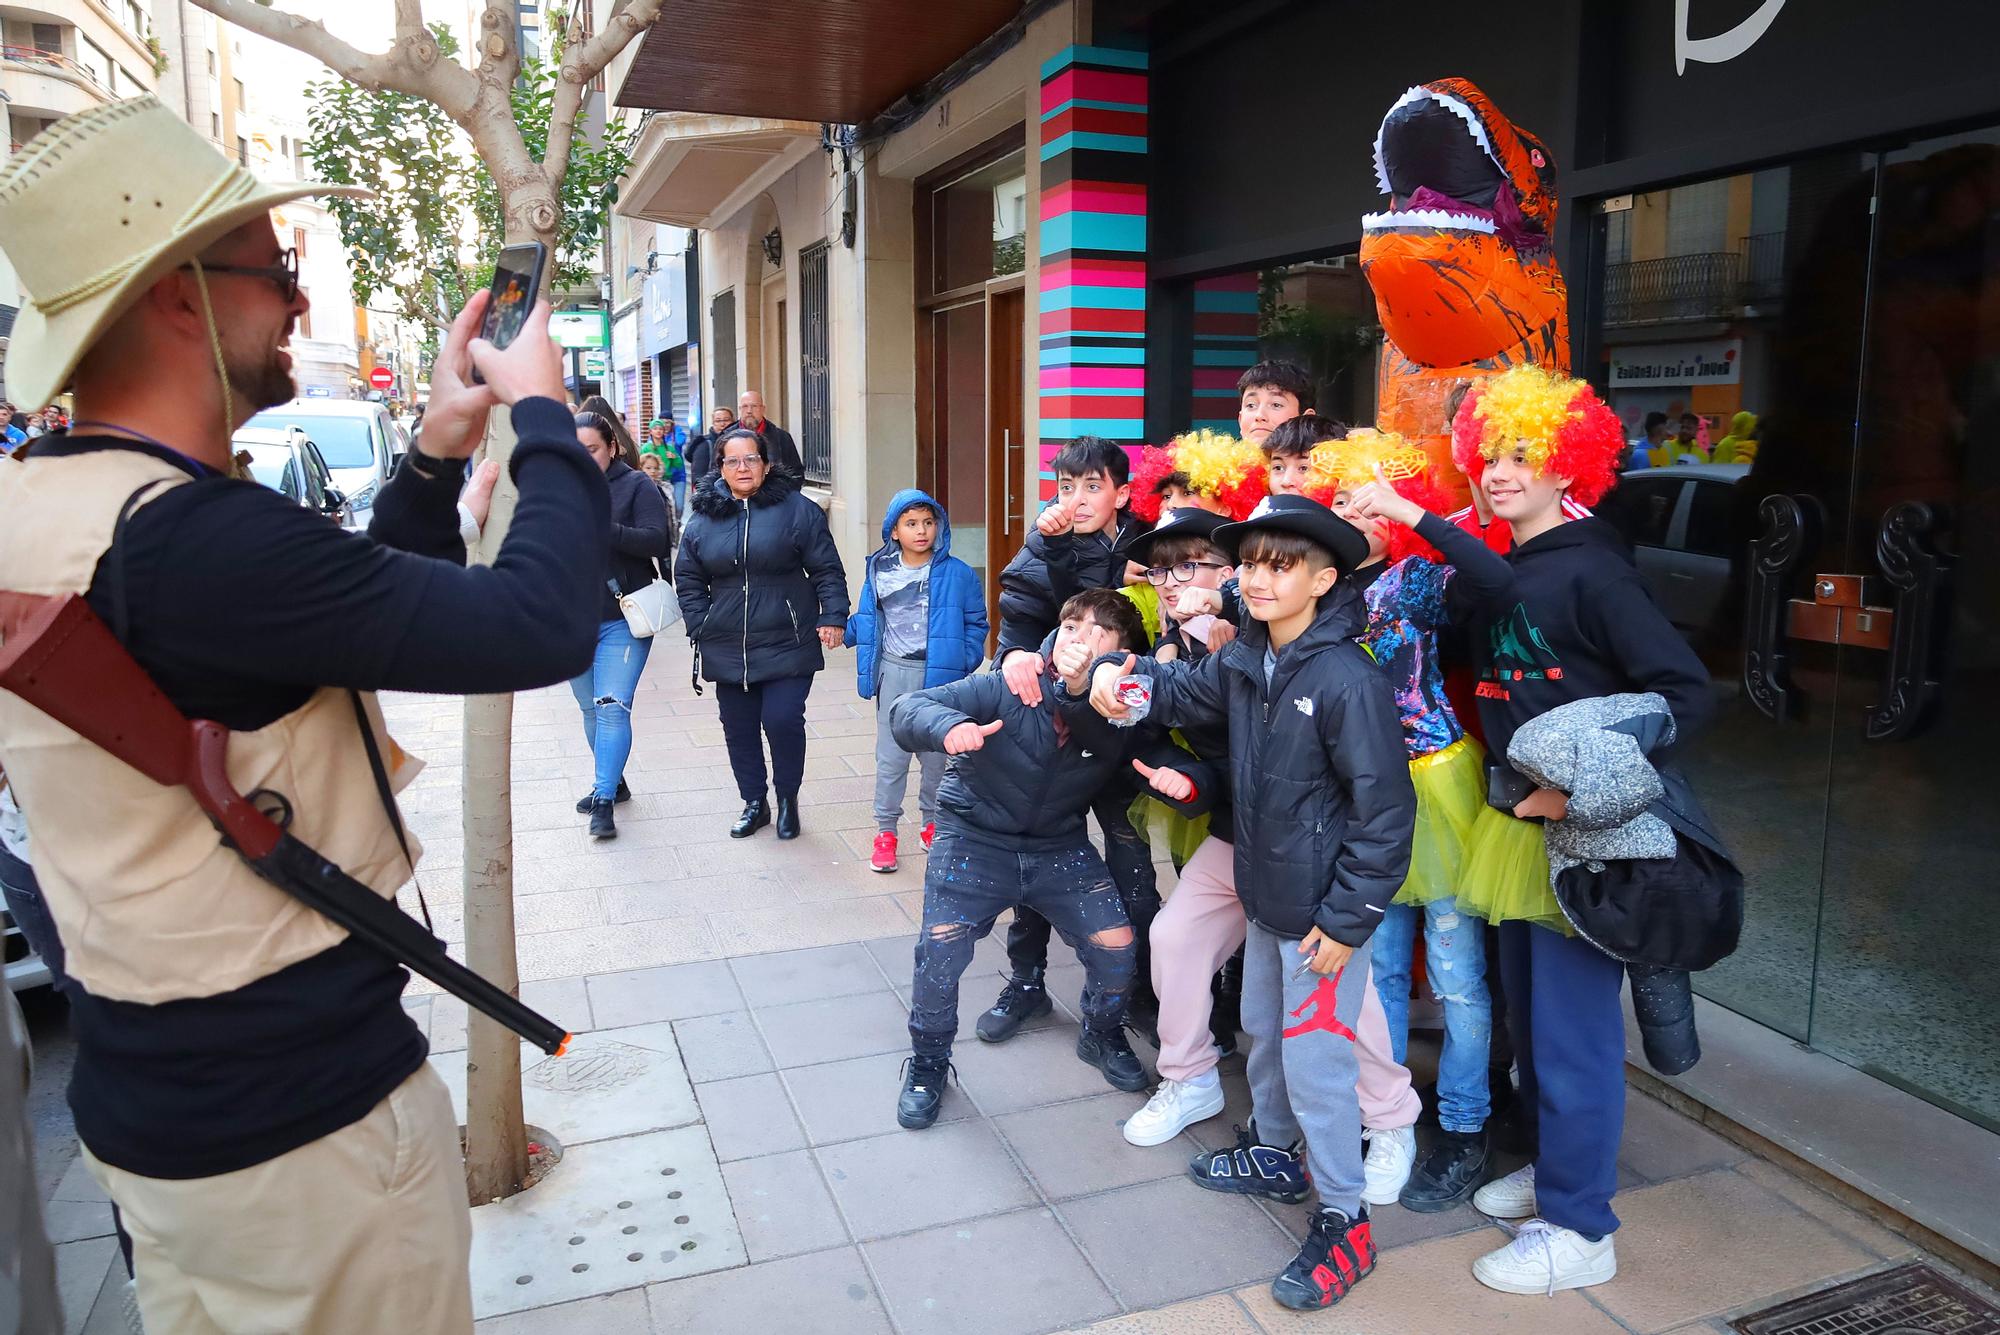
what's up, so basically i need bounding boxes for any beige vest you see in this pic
[0,448,424,1004]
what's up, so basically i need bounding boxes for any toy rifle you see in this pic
[0,592,570,1056]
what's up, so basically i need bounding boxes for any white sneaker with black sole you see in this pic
[1361,1124,1417,1206]
[1472,1218,1616,1294]
[1122,1075,1225,1146]
[1473,1163,1537,1217]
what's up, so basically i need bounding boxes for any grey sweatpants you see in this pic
[874,653,946,832]
[1242,918,1374,1217]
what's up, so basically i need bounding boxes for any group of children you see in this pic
[843,357,1712,1310]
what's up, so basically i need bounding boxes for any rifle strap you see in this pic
[349,688,432,935]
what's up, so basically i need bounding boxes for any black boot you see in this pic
[1398,1127,1491,1212]
[575,779,632,813]
[896,1054,953,1130]
[975,972,1050,1043]
[1076,1027,1148,1092]
[1209,946,1245,1056]
[730,797,770,839]
[588,798,617,840]
[775,795,800,840]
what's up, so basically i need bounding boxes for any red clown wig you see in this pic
[1450,364,1624,507]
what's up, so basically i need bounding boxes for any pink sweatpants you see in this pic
[1151,836,1421,1130]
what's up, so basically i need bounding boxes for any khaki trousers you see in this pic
[84,1064,472,1335]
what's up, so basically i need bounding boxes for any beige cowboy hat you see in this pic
[0,95,371,411]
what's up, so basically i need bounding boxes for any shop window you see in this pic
[1182,257,1382,433]
[921,145,1027,299]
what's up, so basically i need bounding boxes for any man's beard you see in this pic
[227,345,295,413]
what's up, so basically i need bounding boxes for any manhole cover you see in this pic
[1734,1263,2000,1335]
[525,1040,654,1095]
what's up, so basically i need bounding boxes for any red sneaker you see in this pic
[870,830,899,873]
[920,821,935,852]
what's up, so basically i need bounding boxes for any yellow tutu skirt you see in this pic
[1393,736,1486,907]
[1457,802,1572,934]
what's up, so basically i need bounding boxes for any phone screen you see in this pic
[478,244,542,352]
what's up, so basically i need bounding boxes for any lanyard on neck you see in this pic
[69,421,220,479]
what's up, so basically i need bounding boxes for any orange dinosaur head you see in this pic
[1360,78,1567,371]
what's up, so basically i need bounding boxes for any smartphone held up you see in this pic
[470,241,548,385]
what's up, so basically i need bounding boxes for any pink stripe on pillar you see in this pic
[1039,68,1150,115]
[1042,366,1147,390]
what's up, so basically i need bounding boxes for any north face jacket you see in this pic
[992,511,1149,664]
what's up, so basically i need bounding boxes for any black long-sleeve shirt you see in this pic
[40,397,606,1178]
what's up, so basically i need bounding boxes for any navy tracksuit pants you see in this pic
[1498,920,1627,1240]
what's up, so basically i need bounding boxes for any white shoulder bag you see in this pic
[614,564,681,638]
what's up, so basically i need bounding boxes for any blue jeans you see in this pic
[671,476,687,514]
[1370,896,1492,1133]
[569,618,653,801]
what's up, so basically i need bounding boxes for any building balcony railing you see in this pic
[2,43,111,93]
[1604,231,1790,327]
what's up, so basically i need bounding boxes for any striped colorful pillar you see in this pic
[1037,44,1147,500]
[1191,273,1260,432]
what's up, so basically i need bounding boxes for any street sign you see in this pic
[304,386,334,398]
[368,366,395,390]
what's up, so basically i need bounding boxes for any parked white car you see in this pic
[242,398,406,530]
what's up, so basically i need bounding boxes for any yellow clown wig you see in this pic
[1161,427,1270,521]
[1311,428,1455,563]
[1451,364,1625,507]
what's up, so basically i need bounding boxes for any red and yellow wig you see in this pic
[1311,428,1454,562]
[1451,364,1623,507]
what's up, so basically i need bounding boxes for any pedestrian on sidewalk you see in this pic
[845,489,986,874]
[0,97,606,1335]
[571,409,672,840]
[684,405,735,492]
[889,590,1186,1128]
[676,427,848,840]
[1406,365,1711,1296]
[1086,495,1416,1313]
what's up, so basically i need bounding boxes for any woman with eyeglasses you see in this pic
[676,426,849,839]
[570,409,672,839]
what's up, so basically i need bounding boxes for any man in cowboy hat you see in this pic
[0,98,608,1334]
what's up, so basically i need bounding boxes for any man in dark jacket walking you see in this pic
[738,390,805,475]
[675,428,848,839]
[888,590,1193,1130]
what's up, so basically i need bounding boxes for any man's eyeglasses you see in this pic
[184,248,300,303]
[1143,560,1230,586]
[721,455,764,471]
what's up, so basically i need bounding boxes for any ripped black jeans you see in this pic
[908,824,1136,1061]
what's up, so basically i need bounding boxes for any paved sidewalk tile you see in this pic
[953,1026,1141,1116]
[864,1207,1118,1335]
[1061,1178,1296,1311]
[722,1149,850,1262]
[645,1246,893,1335]
[671,1011,773,1082]
[730,943,893,1008]
[1073,1293,1263,1333]
[781,1050,977,1146]
[695,1072,807,1162]
[1617,1092,1744,1183]
[815,1120,1038,1240]
[1585,1169,1876,1331]
[1232,1227,1622,1333]
[756,991,912,1068]
[473,1288,653,1333]
[587,960,745,1029]
[994,1092,1193,1199]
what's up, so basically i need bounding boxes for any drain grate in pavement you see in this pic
[1733,1262,2000,1335]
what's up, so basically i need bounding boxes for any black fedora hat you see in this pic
[1210,493,1370,574]
[1114,506,1232,566]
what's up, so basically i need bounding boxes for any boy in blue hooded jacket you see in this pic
[846,490,988,872]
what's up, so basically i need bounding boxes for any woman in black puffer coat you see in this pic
[571,410,673,841]
[676,426,849,840]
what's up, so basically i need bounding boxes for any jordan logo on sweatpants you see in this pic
[1282,967,1357,1042]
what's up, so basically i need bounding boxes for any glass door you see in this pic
[1808,128,2000,1129]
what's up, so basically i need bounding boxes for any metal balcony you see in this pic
[1604,250,1743,326]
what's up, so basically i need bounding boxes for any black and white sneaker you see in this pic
[1075,1028,1148,1092]
[896,1055,954,1130]
[1188,1123,1312,1203]
[1271,1207,1375,1310]
[1399,1127,1490,1212]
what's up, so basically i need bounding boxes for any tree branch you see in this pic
[473,0,522,91]
[187,0,476,114]
[542,0,660,185]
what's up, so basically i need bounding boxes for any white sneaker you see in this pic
[1361,1124,1417,1205]
[1473,1163,1537,1217]
[1472,1218,1617,1294]
[1122,1075,1225,1146]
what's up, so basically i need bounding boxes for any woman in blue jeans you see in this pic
[571,411,672,839]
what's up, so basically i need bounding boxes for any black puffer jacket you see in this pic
[891,652,1183,851]
[993,512,1149,663]
[1115,582,1416,944]
[600,458,673,622]
[676,466,849,686]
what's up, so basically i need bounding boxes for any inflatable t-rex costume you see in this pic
[1360,78,1569,501]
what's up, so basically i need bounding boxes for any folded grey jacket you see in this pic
[1506,692,1680,883]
